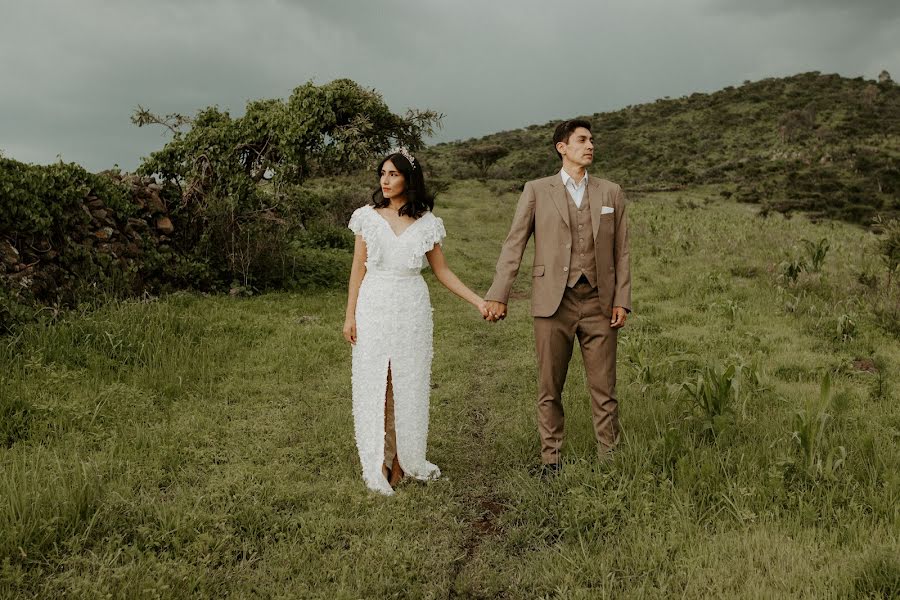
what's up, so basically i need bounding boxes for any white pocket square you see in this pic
[601,206,615,214]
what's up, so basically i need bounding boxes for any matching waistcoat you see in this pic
[565,187,598,288]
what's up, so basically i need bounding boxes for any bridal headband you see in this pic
[390,146,417,170]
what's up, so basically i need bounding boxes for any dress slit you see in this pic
[384,361,400,468]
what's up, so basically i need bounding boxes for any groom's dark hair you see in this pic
[553,118,592,159]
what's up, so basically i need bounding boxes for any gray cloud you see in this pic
[2,0,897,171]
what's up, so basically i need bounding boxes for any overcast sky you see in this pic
[2,0,898,172]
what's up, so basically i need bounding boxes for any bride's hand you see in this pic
[476,299,491,320]
[342,317,357,345]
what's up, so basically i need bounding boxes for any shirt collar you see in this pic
[560,168,588,189]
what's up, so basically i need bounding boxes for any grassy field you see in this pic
[1,180,899,598]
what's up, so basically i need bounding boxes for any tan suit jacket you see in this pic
[486,174,631,318]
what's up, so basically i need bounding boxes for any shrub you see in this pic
[0,159,132,238]
[873,216,900,287]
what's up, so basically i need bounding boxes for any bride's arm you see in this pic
[426,245,489,318]
[343,236,368,344]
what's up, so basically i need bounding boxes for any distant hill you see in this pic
[425,71,900,225]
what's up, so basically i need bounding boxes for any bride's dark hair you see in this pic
[371,153,434,219]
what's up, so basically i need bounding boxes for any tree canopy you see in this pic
[133,79,442,207]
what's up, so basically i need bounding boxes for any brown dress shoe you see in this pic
[389,455,404,487]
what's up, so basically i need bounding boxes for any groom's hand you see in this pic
[485,301,507,322]
[610,306,628,329]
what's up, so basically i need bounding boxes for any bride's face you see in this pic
[380,160,407,201]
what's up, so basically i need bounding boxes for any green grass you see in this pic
[1,181,899,598]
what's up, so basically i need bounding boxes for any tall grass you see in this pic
[0,183,898,598]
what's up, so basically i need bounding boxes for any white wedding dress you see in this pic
[348,205,445,495]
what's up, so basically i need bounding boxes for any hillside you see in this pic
[425,71,900,224]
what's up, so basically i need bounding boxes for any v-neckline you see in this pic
[371,205,420,238]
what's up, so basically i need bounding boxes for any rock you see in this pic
[94,227,115,241]
[155,216,174,234]
[1,239,20,265]
[853,358,878,373]
[148,192,166,214]
[128,217,149,230]
[87,199,105,210]
[147,182,162,192]
[91,209,108,220]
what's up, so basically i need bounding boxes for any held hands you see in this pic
[611,306,628,329]
[476,300,491,320]
[484,300,507,323]
[342,317,357,345]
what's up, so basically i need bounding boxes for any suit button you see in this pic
[566,243,571,249]
[563,267,569,272]
[580,253,584,257]
[579,225,583,229]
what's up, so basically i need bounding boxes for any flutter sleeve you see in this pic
[407,213,447,269]
[348,205,383,265]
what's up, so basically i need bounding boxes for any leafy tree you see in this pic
[458,143,509,179]
[133,78,442,207]
[132,79,442,288]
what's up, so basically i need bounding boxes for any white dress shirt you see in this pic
[560,169,588,208]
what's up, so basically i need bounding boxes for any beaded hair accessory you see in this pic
[390,146,417,170]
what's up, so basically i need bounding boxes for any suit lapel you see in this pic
[549,179,570,227]
[589,178,603,238]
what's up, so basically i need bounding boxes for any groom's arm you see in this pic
[612,185,631,314]
[485,181,536,307]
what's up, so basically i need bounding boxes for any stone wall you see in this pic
[1,174,176,304]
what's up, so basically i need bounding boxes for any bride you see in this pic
[343,148,488,495]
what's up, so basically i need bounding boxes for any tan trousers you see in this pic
[533,279,619,464]
[384,369,397,466]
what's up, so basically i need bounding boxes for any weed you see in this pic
[789,373,847,480]
[800,237,830,272]
[680,363,740,436]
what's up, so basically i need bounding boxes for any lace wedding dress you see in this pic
[348,205,446,495]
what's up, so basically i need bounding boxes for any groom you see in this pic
[485,118,631,471]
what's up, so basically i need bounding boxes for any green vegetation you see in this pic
[131,78,441,291]
[1,80,440,332]
[0,159,132,237]
[2,182,898,598]
[426,72,900,225]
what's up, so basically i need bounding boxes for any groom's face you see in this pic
[558,127,594,168]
